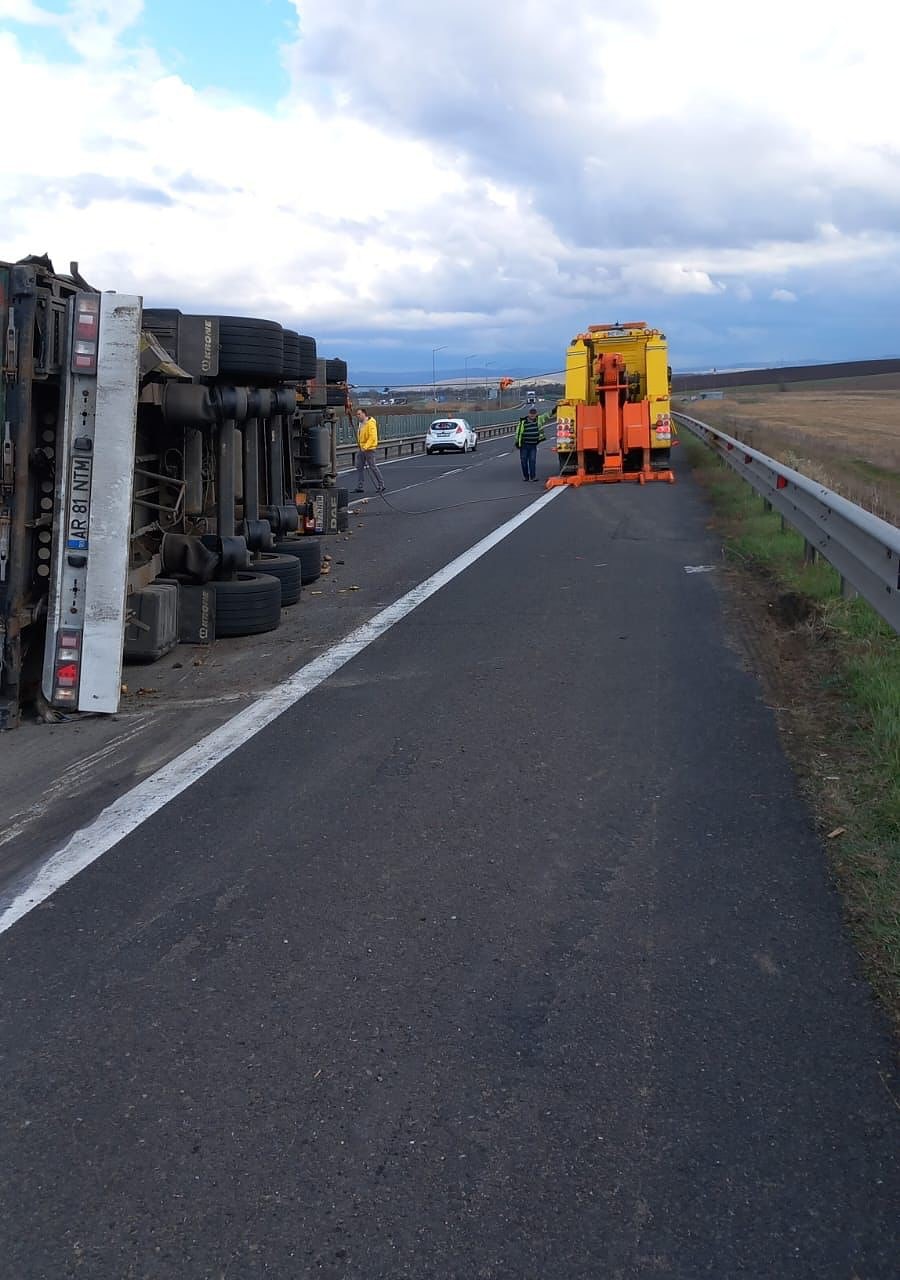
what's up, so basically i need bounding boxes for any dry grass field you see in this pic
[675,388,900,524]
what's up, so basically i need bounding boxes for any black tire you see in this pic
[252,553,302,606]
[325,358,347,383]
[273,537,322,584]
[211,316,284,380]
[336,487,349,509]
[326,384,346,407]
[296,335,317,380]
[426,447,433,455]
[210,572,282,636]
[337,508,349,532]
[281,331,301,382]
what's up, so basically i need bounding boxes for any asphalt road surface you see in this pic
[1,442,898,1278]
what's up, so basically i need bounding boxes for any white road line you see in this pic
[0,486,567,936]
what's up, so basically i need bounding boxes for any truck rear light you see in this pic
[72,295,100,374]
[53,630,82,698]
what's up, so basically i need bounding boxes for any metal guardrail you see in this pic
[336,419,519,465]
[675,412,900,633]
[335,402,538,446]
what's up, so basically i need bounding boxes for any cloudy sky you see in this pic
[2,0,899,382]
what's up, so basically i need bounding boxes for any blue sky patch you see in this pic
[4,0,298,107]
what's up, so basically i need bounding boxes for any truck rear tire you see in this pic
[325,358,347,383]
[252,553,302,606]
[281,331,301,382]
[212,317,284,381]
[210,572,282,636]
[273,537,322,584]
[296,335,317,380]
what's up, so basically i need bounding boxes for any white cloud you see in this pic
[1,0,899,368]
[0,0,56,23]
[620,262,723,296]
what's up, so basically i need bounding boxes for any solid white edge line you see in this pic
[0,486,566,936]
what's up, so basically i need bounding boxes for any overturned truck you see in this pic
[0,255,352,729]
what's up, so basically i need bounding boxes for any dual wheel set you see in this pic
[208,488,349,637]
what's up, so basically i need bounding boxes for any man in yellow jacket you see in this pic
[354,408,386,494]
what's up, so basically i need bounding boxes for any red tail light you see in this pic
[53,629,82,702]
[455,426,463,434]
[72,294,100,373]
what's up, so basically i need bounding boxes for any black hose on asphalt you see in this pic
[355,421,562,516]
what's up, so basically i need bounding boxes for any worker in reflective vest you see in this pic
[514,407,549,481]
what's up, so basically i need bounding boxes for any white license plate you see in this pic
[67,452,93,548]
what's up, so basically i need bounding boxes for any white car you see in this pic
[425,417,478,454]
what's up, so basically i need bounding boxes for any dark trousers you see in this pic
[355,449,384,491]
[519,443,538,479]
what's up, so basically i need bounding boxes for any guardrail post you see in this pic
[840,576,858,602]
[780,515,788,534]
[803,540,817,565]
[763,499,773,513]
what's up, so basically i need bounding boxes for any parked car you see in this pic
[425,418,477,454]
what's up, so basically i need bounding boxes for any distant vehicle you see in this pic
[526,390,537,405]
[425,418,477,454]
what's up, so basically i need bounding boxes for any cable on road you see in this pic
[355,421,563,516]
[369,490,549,516]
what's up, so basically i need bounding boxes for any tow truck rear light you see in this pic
[71,295,100,374]
[55,663,78,688]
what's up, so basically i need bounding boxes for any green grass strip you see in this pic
[683,434,900,1020]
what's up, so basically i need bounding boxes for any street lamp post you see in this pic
[482,360,494,401]
[464,354,480,403]
[432,346,448,411]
